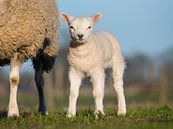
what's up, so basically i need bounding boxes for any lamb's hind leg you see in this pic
[112,56,126,116]
[8,53,22,117]
[34,62,48,115]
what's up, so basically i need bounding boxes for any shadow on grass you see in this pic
[0,111,7,118]
[0,111,34,119]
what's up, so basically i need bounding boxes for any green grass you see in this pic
[0,106,173,129]
[1,91,173,129]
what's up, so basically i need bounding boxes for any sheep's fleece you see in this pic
[0,0,59,70]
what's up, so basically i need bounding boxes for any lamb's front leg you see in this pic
[91,69,105,118]
[67,68,83,118]
[8,53,22,117]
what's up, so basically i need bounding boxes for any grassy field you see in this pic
[0,88,173,129]
[0,106,173,129]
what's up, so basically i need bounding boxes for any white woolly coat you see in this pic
[68,31,125,74]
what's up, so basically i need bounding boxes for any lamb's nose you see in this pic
[78,34,84,39]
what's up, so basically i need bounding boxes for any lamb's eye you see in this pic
[88,26,91,29]
[70,26,74,29]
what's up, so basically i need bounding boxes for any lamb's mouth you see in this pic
[77,38,86,43]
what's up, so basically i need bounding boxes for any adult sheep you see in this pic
[0,0,59,117]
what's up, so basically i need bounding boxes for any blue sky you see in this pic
[57,0,173,56]
[3,0,173,73]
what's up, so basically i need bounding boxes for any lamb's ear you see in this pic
[91,13,102,24]
[59,12,74,24]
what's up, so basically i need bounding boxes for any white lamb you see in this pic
[60,12,126,118]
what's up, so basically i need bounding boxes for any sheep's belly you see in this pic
[0,58,10,66]
[0,47,15,60]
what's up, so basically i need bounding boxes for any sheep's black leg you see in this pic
[34,64,48,115]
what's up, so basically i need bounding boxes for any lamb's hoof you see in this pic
[94,111,105,119]
[117,109,126,116]
[8,108,19,118]
[66,112,75,118]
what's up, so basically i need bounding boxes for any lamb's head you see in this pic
[60,12,102,43]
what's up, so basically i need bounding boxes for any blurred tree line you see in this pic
[1,46,172,100]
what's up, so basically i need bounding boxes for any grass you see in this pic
[0,106,173,129]
[0,90,173,129]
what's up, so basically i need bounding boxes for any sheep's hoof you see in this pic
[8,108,19,118]
[117,109,126,116]
[66,112,75,118]
[38,110,48,115]
[94,110,105,119]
